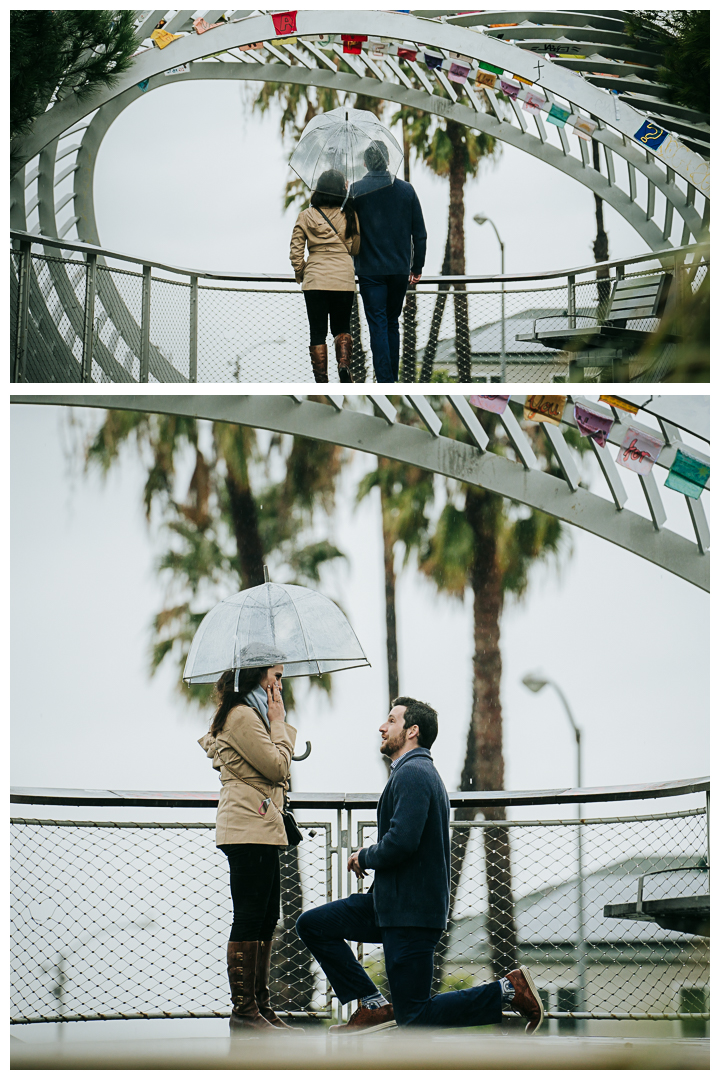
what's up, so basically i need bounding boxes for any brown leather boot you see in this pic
[255,939,293,1030]
[309,344,328,382]
[328,1002,395,1034]
[227,941,274,1033]
[334,333,354,383]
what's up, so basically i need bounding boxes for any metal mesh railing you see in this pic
[356,807,708,1022]
[11,235,708,384]
[11,819,333,1024]
[11,792,708,1026]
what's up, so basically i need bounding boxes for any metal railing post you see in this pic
[567,273,576,329]
[189,275,198,383]
[140,264,151,382]
[13,240,32,382]
[81,252,97,382]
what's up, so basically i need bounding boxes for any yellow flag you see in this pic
[151,28,183,48]
[523,395,567,425]
[599,395,639,415]
[475,70,497,89]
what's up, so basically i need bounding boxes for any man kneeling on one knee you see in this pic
[296,697,545,1033]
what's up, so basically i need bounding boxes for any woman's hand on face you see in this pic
[266,679,286,724]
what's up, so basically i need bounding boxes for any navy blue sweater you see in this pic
[358,747,450,928]
[351,174,427,277]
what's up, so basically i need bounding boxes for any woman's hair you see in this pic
[210,667,268,737]
[310,169,358,240]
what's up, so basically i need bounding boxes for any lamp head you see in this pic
[522,673,548,694]
[473,213,488,226]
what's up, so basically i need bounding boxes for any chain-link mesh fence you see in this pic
[11,819,332,1024]
[356,807,709,1022]
[12,248,707,384]
[11,801,707,1026]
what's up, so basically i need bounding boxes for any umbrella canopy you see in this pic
[288,106,403,198]
[183,582,370,682]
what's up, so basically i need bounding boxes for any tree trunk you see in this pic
[225,472,265,588]
[592,140,611,315]
[401,113,418,382]
[433,490,517,990]
[447,121,471,382]
[420,227,451,381]
[380,482,399,705]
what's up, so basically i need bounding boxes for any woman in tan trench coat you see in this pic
[290,169,360,383]
[198,664,297,1032]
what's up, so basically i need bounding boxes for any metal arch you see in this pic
[11,9,708,255]
[10,394,709,592]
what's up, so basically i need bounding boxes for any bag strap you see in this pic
[315,206,341,236]
[216,748,286,817]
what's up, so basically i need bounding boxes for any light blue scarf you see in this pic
[243,683,270,730]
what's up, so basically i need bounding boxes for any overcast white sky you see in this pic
[11,400,709,817]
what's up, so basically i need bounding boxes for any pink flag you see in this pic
[616,427,663,475]
[193,17,222,33]
[448,61,471,84]
[574,403,613,447]
[499,79,521,99]
[469,395,509,415]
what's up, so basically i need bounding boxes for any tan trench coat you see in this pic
[198,704,297,846]
[289,206,361,291]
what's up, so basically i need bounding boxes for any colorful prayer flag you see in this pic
[599,395,639,414]
[424,52,444,70]
[547,103,571,127]
[272,11,298,36]
[397,47,417,62]
[524,395,567,425]
[616,427,663,475]
[514,74,533,85]
[448,61,471,84]
[664,448,709,499]
[164,63,190,75]
[475,70,498,89]
[477,60,503,75]
[151,28,182,48]
[137,78,150,92]
[341,33,368,42]
[499,79,521,99]
[238,41,264,51]
[521,90,545,114]
[193,17,222,33]
[571,115,597,140]
[469,395,509,415]
[573,403,613,447]
[634,119,669,150]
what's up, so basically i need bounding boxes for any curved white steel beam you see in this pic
[10,393,709,592]
[11,10,709,198]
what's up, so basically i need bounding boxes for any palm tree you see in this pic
[81,404,348,1011]
[394,105,500,381]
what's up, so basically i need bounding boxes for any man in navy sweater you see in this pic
[296,697,544,1033]
[351,142,427,383]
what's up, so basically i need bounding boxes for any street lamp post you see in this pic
[522,673,586,1024]
[473,214,506,382]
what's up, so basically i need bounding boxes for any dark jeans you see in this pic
[219,843,281,942]
[304,290,354,347]
[296,893,503,1028]
[358,274,409,382]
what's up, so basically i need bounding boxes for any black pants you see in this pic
[220,843,281,942]
[304,290,354,346]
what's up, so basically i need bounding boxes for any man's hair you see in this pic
[392,696,438,749]
[364,139,390,172]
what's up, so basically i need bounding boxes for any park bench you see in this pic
[603,864,709,938]
[515,271,675,378]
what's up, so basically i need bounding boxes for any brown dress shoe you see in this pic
[504,966,545,1034]
[227,941,275,1033]
[328,1002,395,1034]
[309,344,329,382]
[334,332,354,383]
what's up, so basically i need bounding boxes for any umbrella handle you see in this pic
[292,740,312,761]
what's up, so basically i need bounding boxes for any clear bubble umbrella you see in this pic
[183,579,370,684]
[288,106,404,198]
